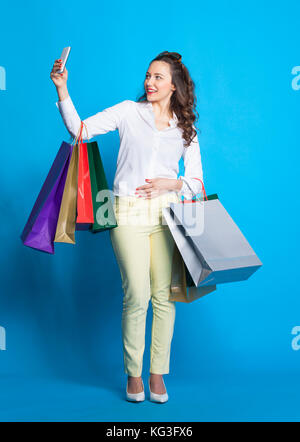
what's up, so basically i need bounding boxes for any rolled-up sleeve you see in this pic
[178,131,204,199]
[55,96,131,140]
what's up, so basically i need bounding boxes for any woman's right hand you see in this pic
[50,59,68,88]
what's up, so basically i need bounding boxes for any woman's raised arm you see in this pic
[50,58,131,140]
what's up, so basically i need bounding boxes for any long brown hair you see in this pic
[136,51,200,148]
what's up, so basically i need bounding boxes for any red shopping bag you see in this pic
[76,122,94,226]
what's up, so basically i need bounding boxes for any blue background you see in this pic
[0,0,300,422]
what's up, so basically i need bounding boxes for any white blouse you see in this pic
[55,95,204,199]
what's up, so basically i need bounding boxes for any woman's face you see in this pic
[144,61,176,103]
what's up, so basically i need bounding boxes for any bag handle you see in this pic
[71,122,83,147]
[80,121,90,142]
[180,177,208,204]
[71,121,90,146]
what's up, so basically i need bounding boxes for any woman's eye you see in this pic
[145,75,161,79]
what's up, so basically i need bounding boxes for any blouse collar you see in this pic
[141,100,178,129]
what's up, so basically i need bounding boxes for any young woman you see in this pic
[50,51,204,403]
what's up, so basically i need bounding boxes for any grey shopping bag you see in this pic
[164,193,262,288]
[163,205,217,302]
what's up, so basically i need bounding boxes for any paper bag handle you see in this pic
[180,177,208,204]
[71,121,90,146]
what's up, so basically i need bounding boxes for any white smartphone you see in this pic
[57,46,71,73]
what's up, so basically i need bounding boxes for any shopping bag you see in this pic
[20,141,73,254]
[162,178,210,291]
[169,221,217,303]
[167,187,263,287]
[74,122,94,231]
[76,136,94,225]
[54,133,80,244]
[87,139,118,233]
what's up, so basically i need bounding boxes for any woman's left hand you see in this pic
[135,178,179,199]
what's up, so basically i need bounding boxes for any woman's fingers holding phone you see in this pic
[52,59,63,72]
[50,62,68,87]
[60,67,68,80]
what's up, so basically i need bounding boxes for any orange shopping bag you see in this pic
[76,121,94,226]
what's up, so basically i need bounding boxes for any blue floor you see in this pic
[0,372,299,422]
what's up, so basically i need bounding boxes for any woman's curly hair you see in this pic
[136,50,200,148]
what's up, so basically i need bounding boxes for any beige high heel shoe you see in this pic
[148,377,169,403]
[126,378,145,402]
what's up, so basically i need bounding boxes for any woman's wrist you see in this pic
[170,179,183,192]
[56,85,69,102]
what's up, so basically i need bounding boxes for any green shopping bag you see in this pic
[87,141,118,233]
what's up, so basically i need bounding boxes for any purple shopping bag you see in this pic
[20,142,73,254]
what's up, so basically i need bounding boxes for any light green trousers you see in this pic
[109,191,180,377]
